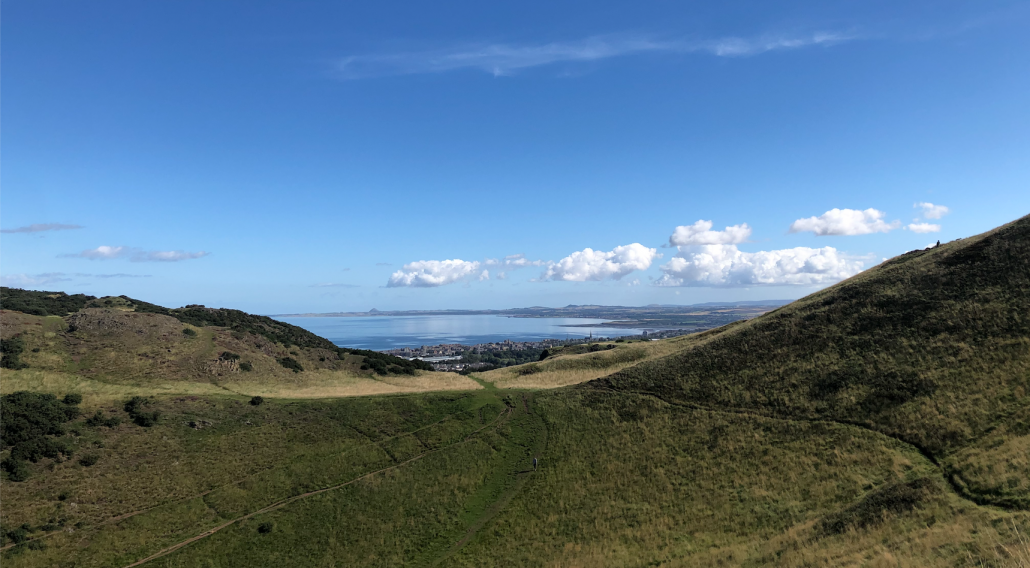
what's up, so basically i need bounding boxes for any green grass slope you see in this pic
[594,214,1030,510]
[2,217,1029,567]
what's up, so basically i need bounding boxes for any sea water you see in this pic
[275,315,645,351]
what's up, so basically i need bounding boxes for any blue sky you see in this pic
[3,0,1029,313]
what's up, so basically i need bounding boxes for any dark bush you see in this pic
[1,392,67,445]
[182,328,197,337]
[250,396,264,406]
[58,491,70,501]
[1,335,28,370]
[124,396,160,427]
[518,364,542,376]
[85,411,121,428]
[219,351,240,361]
[277,357,304,373]
[31,347,40,353]
[5,526,28,544]
[257,522,273,534]
[0,288,96,317]
[239,361,253,372]
[539,349,550,361]
[78,453,99,467]
[2,457,30,482]
[62,393,82,405]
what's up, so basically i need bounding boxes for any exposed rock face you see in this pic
[210,358,240,375]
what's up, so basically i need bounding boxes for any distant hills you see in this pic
[272,301,792,330]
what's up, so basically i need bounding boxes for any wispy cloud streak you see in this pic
[1,223,83,234]
[336,31,856,78]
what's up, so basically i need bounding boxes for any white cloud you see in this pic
[77,245,128,259]
[789,208,900,236]
[542,243,658,282]
[478,270,490,281]
[141,250,209,262]
[0,273,72,287]
[915,202,949,219]
[336,31,856,79]
[669,220,751,246]
[501,253,545,268]
[62,246,208,262]
[1,223,84,234]
[387,259,483,287]
[656,244,864,287]
[906,222,941,233]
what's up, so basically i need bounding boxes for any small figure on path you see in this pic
[936,240,941,247]
[533,457,538,471]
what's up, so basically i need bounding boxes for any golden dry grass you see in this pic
[480,334,698,389]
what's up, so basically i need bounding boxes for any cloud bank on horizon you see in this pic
[336,31,856,79]
[385,205,949,289]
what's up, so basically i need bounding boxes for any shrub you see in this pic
[63,393,83,405]
[250,396,264,406]
[85,410,121,428]
[2,458,30,482]
[182,328,197,337]
[5,526,28,544]
[257,522,273,534]
[219,351,241,361]
[0,335,28,370]
[1,392,82,478]
[539,349,550,361]
[277,357,303,373]
[78,454,99,467]
[124,397,159,427]
[31,347,40,353]
[58,490,70,501]
[0,288,96,317]
[239,361,253,372]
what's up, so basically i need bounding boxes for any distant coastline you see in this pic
[271,301,791,330]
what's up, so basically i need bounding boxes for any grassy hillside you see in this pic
[594,214,1030,510]
[0,293,467,407]
[2,216,1029,566]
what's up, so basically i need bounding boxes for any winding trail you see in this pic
[592,386,1027,513]
[430,392,549,566]
[120,405,514,568]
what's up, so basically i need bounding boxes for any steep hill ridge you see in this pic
[593,214,1030,508]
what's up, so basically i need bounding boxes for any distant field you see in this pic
[478,335,698,389]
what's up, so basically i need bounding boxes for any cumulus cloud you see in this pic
[906,222,941,233]
[656,244,864,287]
[336,31,856,79]
[789,208,900,236]
[669,220,751,246]
[915,202,949,219]
[387,259,483,287]
[1,223,83,234]
[62,246,209,262]
[542,243,658,282]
